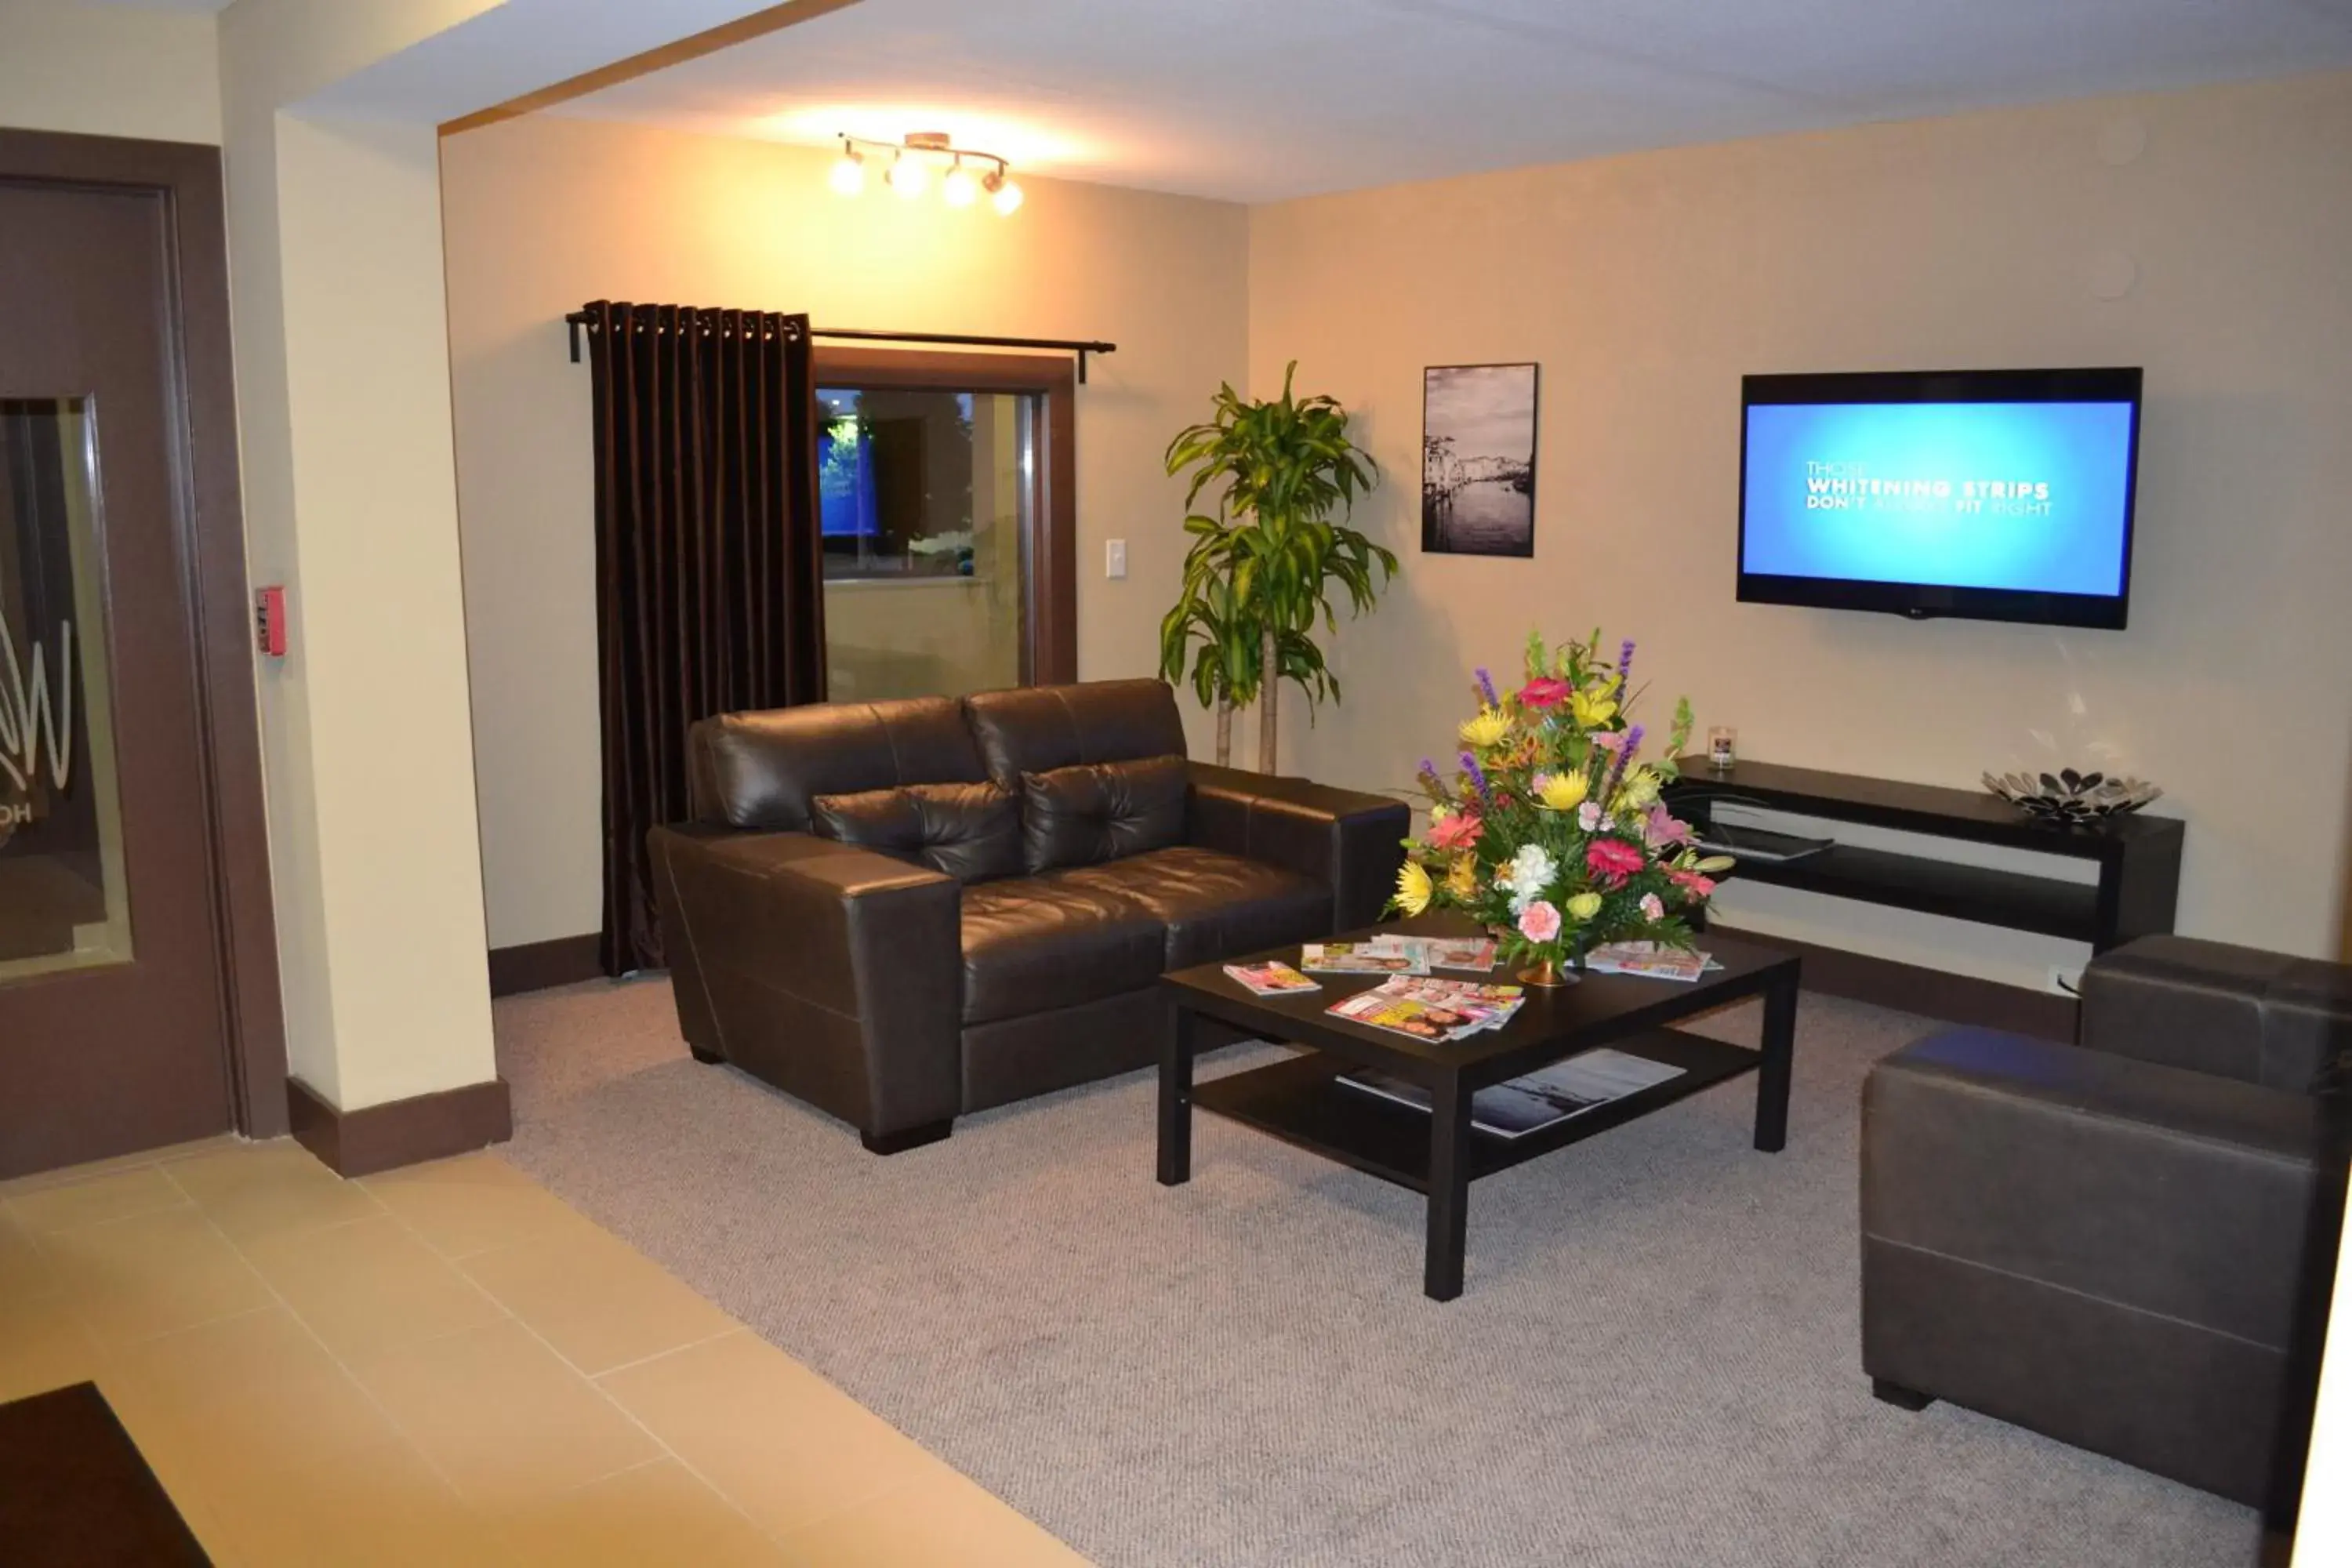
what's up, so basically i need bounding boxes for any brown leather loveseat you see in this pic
[650,678,1408,1152]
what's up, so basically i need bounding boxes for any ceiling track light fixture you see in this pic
[829,131,1023,216]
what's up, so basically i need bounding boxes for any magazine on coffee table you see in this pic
[1299,935,1497,975]
[1325,975,1524,1041]
[1222,960,1319,997]
[1403,935,1499,972]
[1584,942,1725,983]
[1337,1048,1687,1138]
[1299,941,1428,976]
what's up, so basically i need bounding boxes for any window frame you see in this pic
[812,346,1077,686]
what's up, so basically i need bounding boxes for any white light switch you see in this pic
[1105,539,1128,579]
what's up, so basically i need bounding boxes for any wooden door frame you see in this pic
[813,346,1079,684]
[0,129,288,1139]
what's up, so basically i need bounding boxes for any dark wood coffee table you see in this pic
[1157,918,1801,1301]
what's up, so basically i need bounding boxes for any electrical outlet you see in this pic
[1105,539,1127,579]
[2049,965,2083,996]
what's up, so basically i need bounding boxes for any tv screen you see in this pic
[1738,368,2142,629]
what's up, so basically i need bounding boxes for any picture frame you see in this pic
[1421,362,1539,557]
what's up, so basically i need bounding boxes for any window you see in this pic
[814,350,1074,702]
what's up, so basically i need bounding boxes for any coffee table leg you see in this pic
[1755,971,1798,1153]
[1425,1076,1471,1301]
[1157,1004,1194,1186]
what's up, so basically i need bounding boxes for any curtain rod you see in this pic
[562,311,1116,383]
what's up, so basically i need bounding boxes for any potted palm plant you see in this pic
[1160,363,1394,772]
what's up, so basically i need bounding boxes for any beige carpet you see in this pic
[495,977,2261,1568]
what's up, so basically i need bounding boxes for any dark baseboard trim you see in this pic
[1709,923,2078,1043]
[288,1076,514,1178]
[487,933,604,996]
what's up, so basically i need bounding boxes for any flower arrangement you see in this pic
[1388,629,1733,983]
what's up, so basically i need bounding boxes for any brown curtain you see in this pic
[584,301,826,974]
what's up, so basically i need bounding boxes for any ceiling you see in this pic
[554,0,2352,201]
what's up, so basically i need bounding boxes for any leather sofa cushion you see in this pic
[1059,846,1333,969]
[962,679,1189,787]
[1018,755,1189,873]
[689,695,985,832]
[959,876,1170,1025]
[2082,934,2352,1094]
[811,781,1022,884]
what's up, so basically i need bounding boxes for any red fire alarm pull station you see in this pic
[255,586,288,658]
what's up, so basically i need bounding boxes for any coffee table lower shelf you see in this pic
[1191,1027,1759,1194]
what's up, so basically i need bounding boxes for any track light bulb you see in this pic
[886,154,928,198]
[942,164,979,208]
[829,147,865,196]
[990,176,1024,216]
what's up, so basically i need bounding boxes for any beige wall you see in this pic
[441,112,1250,950]
[0,0,220,144]
[220,0,504,1109]
[1250,71,2352,986]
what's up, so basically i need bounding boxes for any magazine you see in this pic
[1338,1048,1688,1138]
[1324,975,1525,1041]
[1222,960,1319,997]
[1381,975,1525,1031]
[1584,942,1723,983]
[1298,940,1428,976]
[1399,935,1499,972]
[1298,934,1497,975]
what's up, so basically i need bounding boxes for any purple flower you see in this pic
[1604,723,1645,799]
[1417,757,1450,802]
[1617,638,1635,691]
[1474,667,1498,708]
[1459,750,1494,805]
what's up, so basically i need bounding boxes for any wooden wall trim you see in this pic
[1710,923,2078,1044]
[487,934,604,996]
[288,1076,514,1178]
[439,0,865,137]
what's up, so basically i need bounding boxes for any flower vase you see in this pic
[1519,934,1594,987]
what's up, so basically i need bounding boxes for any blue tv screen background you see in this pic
[1741,400,2135,597]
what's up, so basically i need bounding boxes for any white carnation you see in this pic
[1501,843,1559,915]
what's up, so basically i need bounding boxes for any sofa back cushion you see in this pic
[1019,755,1189,873]
[689,695,986,832]
[961,680,1188,788]
[811,781,1022,882]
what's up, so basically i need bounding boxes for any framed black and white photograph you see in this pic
[1421,362,1538,557]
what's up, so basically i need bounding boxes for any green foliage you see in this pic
[1160,363,1396,718]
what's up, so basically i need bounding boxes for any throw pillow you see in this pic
[1018,753,1189,873]
[810,780,1022,883]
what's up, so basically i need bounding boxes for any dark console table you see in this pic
[1665,758,2183,953]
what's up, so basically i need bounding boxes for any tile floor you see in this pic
[0,1136,1091,1566]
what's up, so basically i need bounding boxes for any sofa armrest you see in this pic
[650,823,963,1138]
[1864,1026,2328,1350]
[1185,761,1410,930]
[2082,935,2352,1094]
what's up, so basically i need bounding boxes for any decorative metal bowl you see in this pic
[1983,768,2161,826]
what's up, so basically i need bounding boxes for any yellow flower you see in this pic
[1446,856,1479,899]
[1570,689,1620,729]
[1616,766,1661,811]
[1565,891,1603,923]
[1537,771,1589,811]
[1394,859,1434,916]
[1457,709,1512,750]
[1693,855,1736,874]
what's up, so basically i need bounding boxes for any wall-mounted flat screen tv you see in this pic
[1739,368,2142,629]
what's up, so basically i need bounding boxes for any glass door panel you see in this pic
[0,397,133,983]
[818,386,1034,700]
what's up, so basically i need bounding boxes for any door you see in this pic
[0,138,272,1177]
